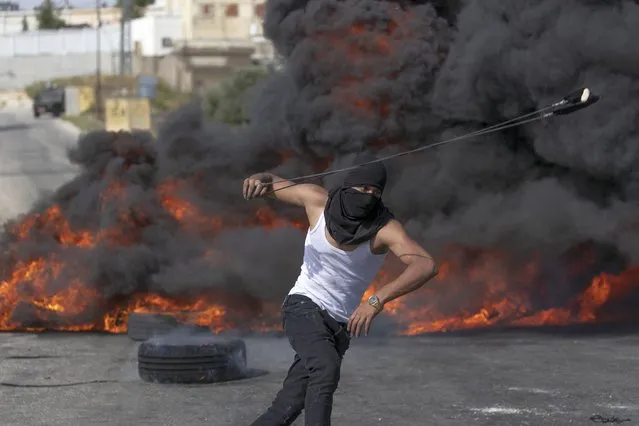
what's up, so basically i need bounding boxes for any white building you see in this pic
[145,0,183,17]
[0,0,275,90]
[131,15,183,57]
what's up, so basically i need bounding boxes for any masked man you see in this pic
[243,161,438,426]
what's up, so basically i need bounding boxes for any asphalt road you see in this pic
[0,328,637,426]
[0,106,80,224]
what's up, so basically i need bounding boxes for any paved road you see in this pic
[0,106,80,223]
[0,329,637,426]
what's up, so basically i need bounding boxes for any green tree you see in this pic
[204,69,269,126]
[116,0,155,19]
[36,0,67,30]
[21,16,28,32]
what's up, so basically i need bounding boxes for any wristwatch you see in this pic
[367,294,383,312]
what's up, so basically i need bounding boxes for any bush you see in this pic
[204,68,268,126]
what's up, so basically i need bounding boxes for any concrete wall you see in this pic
[0,52,118,90]
[0,25,123,57]
[0,17,183,59]
[0,7,122,35]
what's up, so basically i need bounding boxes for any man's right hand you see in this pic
[243,173,273,200]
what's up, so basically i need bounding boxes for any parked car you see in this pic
[32,86,65,118]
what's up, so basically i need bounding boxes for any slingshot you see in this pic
[265,87,600,193]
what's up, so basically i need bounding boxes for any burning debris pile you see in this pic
[2,0,639,334]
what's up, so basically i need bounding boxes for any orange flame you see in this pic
[1,188,637,334]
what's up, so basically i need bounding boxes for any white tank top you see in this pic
[288,213,387,323]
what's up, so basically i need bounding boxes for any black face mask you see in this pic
[340,188,380,220]
[324,161,394,246]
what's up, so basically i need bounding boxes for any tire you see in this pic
[137,336,247,384]
[174,323,212,335]
[127,312,179,341]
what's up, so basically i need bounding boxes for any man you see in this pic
[243,161,438,426]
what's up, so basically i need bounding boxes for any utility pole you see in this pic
[95,0,103,120]
[119,0,132,76]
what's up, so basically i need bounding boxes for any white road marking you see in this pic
[471,407,543,415]
[469,405,565,416]
[507,386,558,395]
[598,404,639,410]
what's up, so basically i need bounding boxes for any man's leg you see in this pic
[250,354,308,426]
[251,295,349,426]
[283,296,350,426]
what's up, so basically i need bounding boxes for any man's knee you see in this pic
[308,352,341,388]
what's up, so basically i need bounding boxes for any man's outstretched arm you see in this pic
[242,172,328,208]
[375,220,438,306]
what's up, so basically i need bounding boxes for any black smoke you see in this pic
[1,0,638,331]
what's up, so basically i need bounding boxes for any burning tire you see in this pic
[137,336,247,384]
[127,312,179,341]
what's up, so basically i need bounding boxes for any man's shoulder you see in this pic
[302,185,329,227]
[380,218,404,231]
[300,184,329,207]
[377,219,408,243]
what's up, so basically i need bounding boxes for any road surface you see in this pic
[0,106,80,224]
[0,328,637,426]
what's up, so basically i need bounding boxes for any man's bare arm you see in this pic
[242,172,328,208]
[374,220,438,306]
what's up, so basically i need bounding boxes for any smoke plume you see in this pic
[1,0,638,332]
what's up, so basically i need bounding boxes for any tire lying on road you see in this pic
[138,336,247,384]
[127,312,179,341]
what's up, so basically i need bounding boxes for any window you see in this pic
[200,3,214,16]
[225,3,238,17]
[255,3,265,18]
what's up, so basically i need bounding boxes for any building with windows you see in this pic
[145,0,182,17]
[182,0,265,40]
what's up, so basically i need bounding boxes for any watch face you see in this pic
[368,295,378,304]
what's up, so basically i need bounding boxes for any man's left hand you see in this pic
[347,303,381,338]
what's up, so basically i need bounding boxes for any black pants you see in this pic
[251,294,351,426]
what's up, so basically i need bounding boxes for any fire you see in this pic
[102,293,280,334]
[157,179,225,233]
[0,170,290,333]
[0,5,635,337]
[313,12,404,118]
[294,5,639,334]
[361,248,638,335]
[0,155,637,335]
